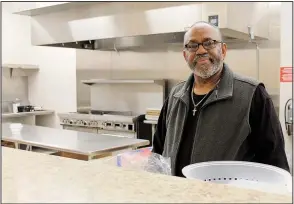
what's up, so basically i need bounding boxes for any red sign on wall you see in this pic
[280,67,293,82]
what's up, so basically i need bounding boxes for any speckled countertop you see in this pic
[2,147,292,203]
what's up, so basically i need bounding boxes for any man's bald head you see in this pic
[184,21,223,46]
[182,21,227,79]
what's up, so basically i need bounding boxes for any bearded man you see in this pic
[152,21,290,177]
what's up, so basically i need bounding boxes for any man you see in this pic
[152,21,290,177]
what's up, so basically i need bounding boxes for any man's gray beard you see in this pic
[189,60,222,79]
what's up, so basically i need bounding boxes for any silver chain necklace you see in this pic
[191,79,221,116]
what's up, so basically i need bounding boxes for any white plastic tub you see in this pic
[182,161,292,195]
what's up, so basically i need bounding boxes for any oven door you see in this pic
[98,129,136,138]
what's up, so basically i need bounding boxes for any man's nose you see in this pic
[196,44,207,55]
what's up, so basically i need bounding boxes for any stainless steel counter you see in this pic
[2,110,55,118]
[2,123,149,159]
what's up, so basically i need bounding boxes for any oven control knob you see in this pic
[83,121,88,126]
[69,120,74,124]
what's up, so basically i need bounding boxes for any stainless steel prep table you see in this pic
[1,123,149,160]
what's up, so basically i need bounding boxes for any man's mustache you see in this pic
[193,54,214,64]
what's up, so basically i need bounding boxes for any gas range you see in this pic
[61,117,135,132]
[58,110,137,138]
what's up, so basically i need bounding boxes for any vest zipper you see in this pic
[190,84,218,162]
[190,85,232,163]
[190,111,202,163]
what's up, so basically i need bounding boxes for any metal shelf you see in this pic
[2,64,39,77]
[81,79,165,86]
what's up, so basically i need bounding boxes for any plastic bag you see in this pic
[116,147,171,175]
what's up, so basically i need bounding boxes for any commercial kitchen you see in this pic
[1,1,293,203]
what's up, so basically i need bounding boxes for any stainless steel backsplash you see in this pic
[76,69,280,116]
[1,74,29,112]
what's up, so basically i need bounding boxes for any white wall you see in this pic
[279,2,293,167]
[2,2,77,128]
[28,47,77,128]
[2,3,36,65]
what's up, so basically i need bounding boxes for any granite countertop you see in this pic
[2,147,292,203]
[2,110,55,118]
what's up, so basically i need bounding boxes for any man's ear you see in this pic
[222,43,227,60]
[183,50,188,61]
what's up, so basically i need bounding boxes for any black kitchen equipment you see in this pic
[133,114,153,147]
[17,105,34,112]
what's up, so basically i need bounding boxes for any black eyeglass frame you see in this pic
[184,40,223,52]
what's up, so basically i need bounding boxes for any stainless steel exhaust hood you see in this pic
[39,31,257,51]
[29,2,271,51]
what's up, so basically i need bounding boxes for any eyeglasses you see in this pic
[184,40,223,52]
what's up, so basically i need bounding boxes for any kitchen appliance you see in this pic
[133,114,152,147]
[59,111,153,145]
[17,105,34,112]
[182,161,292,195]
[58,110,137,138]
[285,98,293,136]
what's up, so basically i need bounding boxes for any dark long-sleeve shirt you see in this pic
[153,84,290,177]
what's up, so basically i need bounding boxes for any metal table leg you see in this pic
[13,143,32,151]
[151,124,156,145]
[26,145,32,151]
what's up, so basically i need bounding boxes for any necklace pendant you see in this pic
[192,107,197,116]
